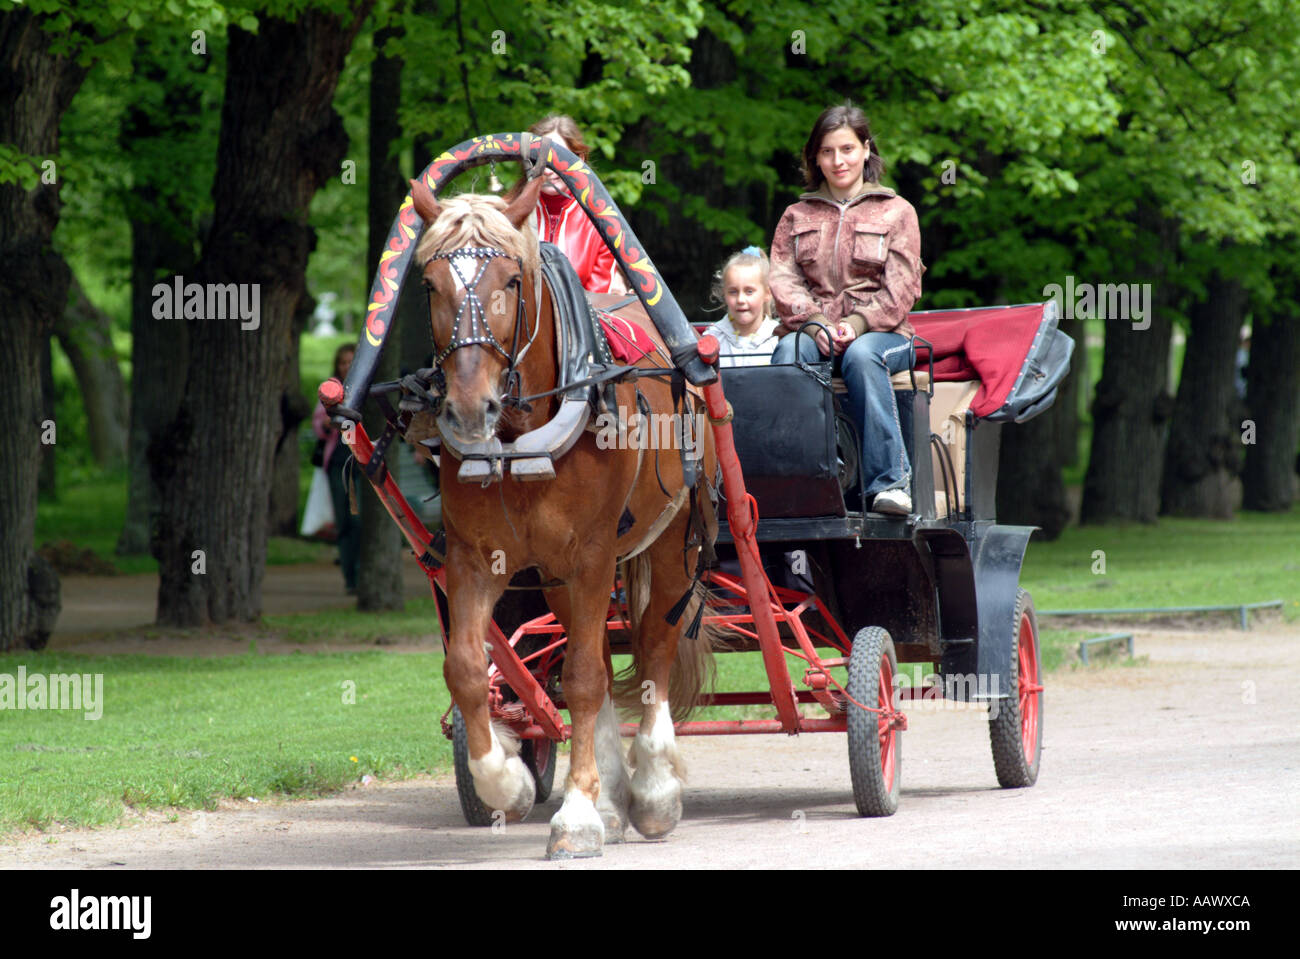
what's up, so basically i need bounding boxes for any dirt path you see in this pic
[51,558,435,640]
[4,624,1297,869]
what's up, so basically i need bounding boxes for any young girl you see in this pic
[523,114,629,295]
[769,104,925,515]
[704,246,780,367]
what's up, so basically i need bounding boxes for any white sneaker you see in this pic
[872,488,912,515]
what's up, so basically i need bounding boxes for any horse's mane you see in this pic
[416,192,539,275]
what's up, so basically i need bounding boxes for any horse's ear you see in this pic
[504,174,543,230]
[410,178,440,224]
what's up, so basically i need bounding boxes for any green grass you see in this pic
[0,649,449,834]
[1019,503,1300,622]
[263,598,445,645]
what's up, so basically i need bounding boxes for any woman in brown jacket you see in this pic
[769,104,925,515]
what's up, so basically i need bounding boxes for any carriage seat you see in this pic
[928,380,981,517]
[829,370,931,394]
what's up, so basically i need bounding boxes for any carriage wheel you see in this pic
[846,626,901,817]
[521,736,557,803]
[451,706,495,827]
[988,588,1043,788]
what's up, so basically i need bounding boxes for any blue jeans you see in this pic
[772,330,912,496]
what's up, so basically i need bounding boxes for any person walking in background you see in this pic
[313,343,361,593]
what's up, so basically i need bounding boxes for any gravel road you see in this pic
[4,624,1297,870]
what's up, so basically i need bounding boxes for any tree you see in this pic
[54,277,129,469]
[152,2,373,626]
[114,30,219,554]
[0,4,88,649]
[1242,258,1300,511]
[357,13,406,612]
[1160,263,1250,518]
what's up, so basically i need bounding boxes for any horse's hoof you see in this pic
[472,756,535,823]
[546,825,604,859]
[629,790,682,840]
[600,809,628,844]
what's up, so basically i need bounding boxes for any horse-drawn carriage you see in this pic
[321,133,1074,857]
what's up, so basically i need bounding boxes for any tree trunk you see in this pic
[267,290,312,537]
[54,276,129,469]
[621,27,738,320]
[1080,207,1178,525]
[357,21,407,612]
[1159,273,1247,517]
[119,200,192,555]
[1242,314,1300,511]
[39,333,57,498]
[996,411,1071,539]
[1057,316,1085,470]
[398,136,436,374]
[153,7,371,626]
[118,36,202,555]
[0,7,85,649]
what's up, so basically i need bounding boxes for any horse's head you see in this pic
[412,176,544,445]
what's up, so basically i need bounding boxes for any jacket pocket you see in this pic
[792,220,823,265]
[851,225,889,267]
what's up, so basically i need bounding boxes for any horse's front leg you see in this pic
[546,565,619,859]
[546,587,631,844]
[444,547,535,823]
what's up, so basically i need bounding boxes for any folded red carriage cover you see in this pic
[908,304,1047,418]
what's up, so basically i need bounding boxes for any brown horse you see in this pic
[410,175,718,858]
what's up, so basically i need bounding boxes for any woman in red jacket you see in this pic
[526,115,628,295]
[769,104,925,515]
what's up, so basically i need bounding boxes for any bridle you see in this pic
[425,244,543,409]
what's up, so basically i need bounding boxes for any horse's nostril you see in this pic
[485,398,501,417]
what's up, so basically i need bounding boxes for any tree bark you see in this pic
[1080,206,1178,525]
[39,332,57,498]
[1159,272,1247,518]
[1057,317,1085,471]
[54,276,129,469]
[153,7,371,626]
[357,21,407,612]
[1242,314,1300,511]
[0,7,85,649]
[267,290,312,537]
[117,37,200,555]
[119,198,191,555]
[996,411,1071,539]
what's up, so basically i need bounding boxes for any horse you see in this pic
[409,173,719,859]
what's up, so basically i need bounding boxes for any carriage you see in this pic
[322,132,1074,853]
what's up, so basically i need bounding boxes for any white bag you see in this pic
[300,467,336,538]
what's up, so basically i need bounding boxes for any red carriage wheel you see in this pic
[988,588,1043,787]
[846,626,902,817]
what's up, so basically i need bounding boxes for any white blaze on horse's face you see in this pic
[433,256,516,445]
[448,254,477,293]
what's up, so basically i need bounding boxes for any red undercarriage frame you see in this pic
[340,341,909,745]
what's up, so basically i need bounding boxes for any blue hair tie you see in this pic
[742,245,762,257]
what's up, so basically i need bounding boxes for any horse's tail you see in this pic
[612,552,718,724]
